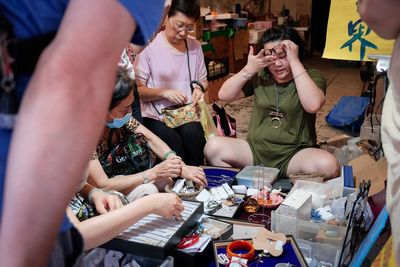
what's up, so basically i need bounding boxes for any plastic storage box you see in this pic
[271,180,357,267]
[235,166,279,187]
[360,114,381,144]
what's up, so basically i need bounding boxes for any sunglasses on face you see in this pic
[264,44,287,59]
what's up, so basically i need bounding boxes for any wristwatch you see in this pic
[143,171,149,184]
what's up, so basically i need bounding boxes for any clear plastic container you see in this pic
[360,114,381,144]
[271,180,357,267]
[235,166,279,187]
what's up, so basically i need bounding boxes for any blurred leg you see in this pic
[204,136,253,168]
[286,148,340,180]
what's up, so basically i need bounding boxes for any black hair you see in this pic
[259,25,306,61]
[110,67,135,110]
[168,0,200,21]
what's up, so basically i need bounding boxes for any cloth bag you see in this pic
[212,103,236,138]
[99,131,152,177]
[160,80,204,128]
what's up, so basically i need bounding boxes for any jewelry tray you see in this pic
[212,236,307,267]
[201,216,233,240]
[102,201,203,259]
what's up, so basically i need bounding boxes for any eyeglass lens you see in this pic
[265,44,287,59]
[173,20,194,33]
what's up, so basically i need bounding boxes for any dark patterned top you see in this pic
[92,117,140,160]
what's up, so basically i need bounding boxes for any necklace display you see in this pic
[269,83,290,128]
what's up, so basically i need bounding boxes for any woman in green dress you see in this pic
[204,26,339,180]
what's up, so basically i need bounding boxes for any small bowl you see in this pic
[165,181,203,200]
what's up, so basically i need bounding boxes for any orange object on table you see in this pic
[226,240,255,260]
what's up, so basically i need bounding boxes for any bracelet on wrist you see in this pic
[240,68,254,80]
[142,170,150,184]
[163,150,176,160]
[293,69,307,79]
[88,188,104,204]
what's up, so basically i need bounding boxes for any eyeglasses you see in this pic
[264,44,287,59]
[171,19,195,33]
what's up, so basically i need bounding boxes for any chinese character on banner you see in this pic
[323,0,394,62]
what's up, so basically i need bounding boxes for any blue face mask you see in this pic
[106,112,132,128]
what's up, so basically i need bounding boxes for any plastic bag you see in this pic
[198,99,218,141]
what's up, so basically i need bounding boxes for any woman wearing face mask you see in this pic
[88,67,206,203]
[204,26,340,180]
[134,0,207,166]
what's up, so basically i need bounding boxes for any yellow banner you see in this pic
[323,0,394,61]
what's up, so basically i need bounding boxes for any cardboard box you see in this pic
[248,29,266,44]
[349,154,387,196]
[324,134,351,148]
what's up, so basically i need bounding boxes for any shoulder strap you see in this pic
[106,128,116,154]
[185,39,191,85]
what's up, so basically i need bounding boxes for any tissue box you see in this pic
[276,190,312,221]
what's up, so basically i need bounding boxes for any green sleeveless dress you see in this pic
[242,68,326,178]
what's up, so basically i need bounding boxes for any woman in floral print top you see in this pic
[88,67,207,202]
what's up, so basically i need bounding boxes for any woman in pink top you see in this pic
[134,0,208,166]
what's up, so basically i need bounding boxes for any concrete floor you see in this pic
[218,56,364,142]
